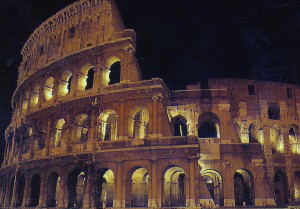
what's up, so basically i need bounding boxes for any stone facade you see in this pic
[1,0,300,208]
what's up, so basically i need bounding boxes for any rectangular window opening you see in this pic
[69,27,76,39]
[287,88,293,99]
[248,85,255,95]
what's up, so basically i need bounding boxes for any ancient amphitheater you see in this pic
[1,0,300,208]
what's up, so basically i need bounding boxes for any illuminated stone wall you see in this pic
[1,0,300,208]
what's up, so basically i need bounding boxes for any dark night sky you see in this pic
[1,0,300,162]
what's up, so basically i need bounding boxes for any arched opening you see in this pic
[98,110,118,141]
[44,77,54,101]
[28,174,41,207]
[109,62,121,85]
[30,83,39,107]
[46,172,61,207]
[67,169,87,208]
[171,115,188,137]
[289,125,299,154]
[294,171,300,202]
[16,175,26,207]
[125,167,149,207]
[163,166,185,207]
[202,170,224,206]
[77,63,95,91]
[249,123,263,143]
[128,108,149,139]
[198,112,220,138]
[105,56,121,85]
[274,171,288,205]
[73,114,89,144]
[59,70,73,96]
[21,127,32,154]
[34,120,46,150]
[95,169,114,208]
[270,125,284,154]
[52,119,66,147]
[85,68,94,90]
[268,103,280,120]
[233,169,254,206]
[21,90,30,113]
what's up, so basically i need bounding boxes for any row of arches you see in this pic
[2,166,295,208]
[15,58,122,117]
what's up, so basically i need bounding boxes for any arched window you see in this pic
[109,61,121,85]
[289,125,299,154]
[98,110,118,141]
[85,68,94,90]
[52,119,66,147]
[29,174,41,207]
[126,167,148,207]
[67,169,87,208]
[95,169,114,208]
[78,63,95,91]
[270,125,284,153]
[129,109,149,139]
[30,84,39,108]
[274,171,288,205]
[34,121,47,150]
[44,77,54,101]
[202,170,224,206]
[249,123,260,143]
[21,90,30,113]
[234,169,254,206]
[59,70,73,96]
[105,56,121,85]
[171,115,188,136]
[163,166,185,207]
[46,173,61,207]
[268,103,280,120]
[74,114,89,144]
[198,112,220,138]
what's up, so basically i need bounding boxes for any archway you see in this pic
[289,125,299,154]
[46,172,61,207]
[294,171,300,202]
[16,175,26,207]
[233,169,254,206]
[98,110,118,141]
[77,63,95,91]
[28,174,41,207]
[249,123,262,143]
[163,166,185,207]
[270,125,284,153]
[128,108,149,139]
[126,167,148,207]
[44,77,54,101]
[59,70,73,96]
[95,169,114,208]
[198,112,220,138]
[34,120,47,150]
[105,56,121,85]
[73,114,89,144]
[171,115,188,137]
[52,118,66,147]
[30,83,39,107]
[67,168,87,208]
[274,171,288,205]
[202,170,224,206]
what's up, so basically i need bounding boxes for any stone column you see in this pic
[45,117,52,155]
[114,162,122,207]
[185,175,190,207]
[150,160,157,207]
[157,177,163,207]
[72,71,80,96]
[189,159,196,207]
[118,101,125,139]
[38,171,46,208]
[83,166,93,208]
[151,96,159,138]
[10,169,19,207]
[21,172,30,207]
[87,109,97,151]
[223,164,235,207]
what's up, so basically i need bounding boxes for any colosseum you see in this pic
[1,0,300,208]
